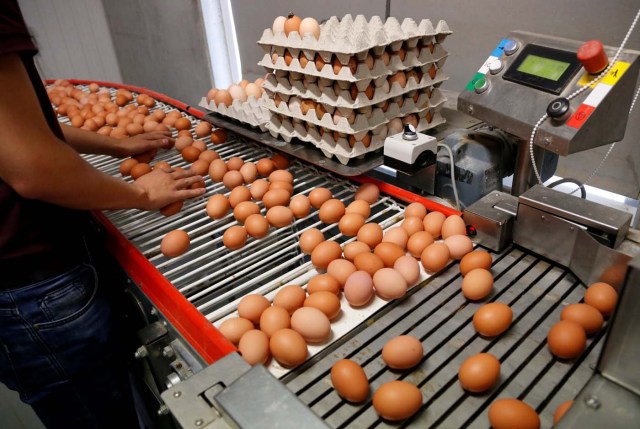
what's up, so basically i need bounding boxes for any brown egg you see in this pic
[271,153,290,170]
[374,242,406,268]
[311,241,343,270]
[331,360,369,403]
[273,285,306,314]
[345,199,371,218]
[256,158,275,176]
[584,282,618,316]
[223,170,244,190]
[344,271,375,306]
[304,291,341,320]
[259,306,290,338]
[290,307,331,343]
[357,223,384,248]
[238,329,270,365]
[250,179,270,200]
[174,117,191,131]
[353,252,385,277]
[119,158,139,176]
[237,294,271,325]
[289,195,311,218]
[211,128,228,144]
[488,398,540,429]
[213,90,233,107]
[343,241,371,261]
[402,216,425,236]
[270,180,294,195]
[130,163,152,180]
[473,302,513,337]
[460,250,493,276]
[269,328,308,368]
[441,215,467,239]
[373,268,408,300]
[240,162,258,183]
[560,303,603,335]
[372,381,422,421]
[354,182,380,203]
[205,195,229,220]
[160,200,183,217]
[227,186,250,208]
[382,335,424,369]
[153,161,172,171]
[420,242,450,272]
[406,231,434,258]
[175,136,193,151]
[319,199,346,224]
[405,202,427,219]
[547,320,586,359]
[233,201,260,223]
[192,140,207,153]
[209,158,228,182]
[383,227,409,249]
[327,259,357,287]
[190,159,209,176]
[268,169,293,184]
[394,255,421,286]
[307,274,341,295]
[223,226,247,250]
[388,71,407,89]
[553,400,574,424]
[266,206,294,227]
[444,234,474,260]
[308,187,333,208]
[218,317,253,345]
[263,189,291,209]
[462,268,494,300]
[336,213,364,237]
[299,228,324,255]
[160,230,190,258]
[315,53,326,71]
[245,214,269,238]
[195,121,212,138]
[226,156,244,171]
[423,211,446,238]
[458,353,501,392]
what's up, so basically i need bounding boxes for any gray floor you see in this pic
[0,384,45,429]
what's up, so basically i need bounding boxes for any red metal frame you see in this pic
[49,79,461,365]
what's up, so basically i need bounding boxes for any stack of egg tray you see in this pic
[198,93,270,131]
[258,14,452,165]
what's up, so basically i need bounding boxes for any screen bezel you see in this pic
[503,44,583,94]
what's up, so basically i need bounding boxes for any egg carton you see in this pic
[265,108,445,165]
[257,14,451,61]
[262,87,446,136]
[263,63,448,109]
[198,93,270,131]
[259,42,449,82]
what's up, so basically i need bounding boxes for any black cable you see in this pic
[546,178,587,199]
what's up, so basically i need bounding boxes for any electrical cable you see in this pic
[546,178,586,199]
[528,7,640,190]
[437,143,461,211]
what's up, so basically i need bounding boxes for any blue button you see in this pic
[504,40,519,55]
[490,39,509,57]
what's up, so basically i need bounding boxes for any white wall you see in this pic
[18,0,122,82]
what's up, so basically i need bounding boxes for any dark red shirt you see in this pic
[0,0,88,279]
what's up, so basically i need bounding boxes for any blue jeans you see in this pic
[0,262,139,428]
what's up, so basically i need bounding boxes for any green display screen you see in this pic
[517,54,571,81]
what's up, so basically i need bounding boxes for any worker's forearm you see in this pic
[61,124,126,157]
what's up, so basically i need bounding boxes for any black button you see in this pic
[547,98,571,120]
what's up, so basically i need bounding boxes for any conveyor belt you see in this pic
[284,246,605,428]
[60,84,604,427]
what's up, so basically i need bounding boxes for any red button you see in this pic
[577,40,609,74]
[566,104,595,129]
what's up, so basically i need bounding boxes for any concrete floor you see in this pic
[0,384,44,429]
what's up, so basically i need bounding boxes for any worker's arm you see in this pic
[0,53,204,210]
[61,124,174,158]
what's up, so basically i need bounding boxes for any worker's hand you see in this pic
[115,131,175,158]
[132,167,205,210]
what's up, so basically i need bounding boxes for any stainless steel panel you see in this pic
[463,191,517,251]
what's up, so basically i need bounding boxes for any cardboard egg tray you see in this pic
[258,41,449,82]
[265,107,445,165]
[263,65,448,110]
[257,14,451,64]
[198,93,270,131]
[262,86,446,136]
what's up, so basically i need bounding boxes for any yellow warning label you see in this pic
[578,61,631,87]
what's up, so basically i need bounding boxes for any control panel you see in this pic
[458,31,640,155]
